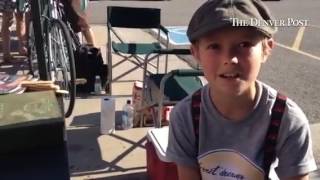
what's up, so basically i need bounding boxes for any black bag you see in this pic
[74,45,108,93]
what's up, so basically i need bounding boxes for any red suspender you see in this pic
[263,93,287,179]
[191,90,287,180]
[191,89,202,155]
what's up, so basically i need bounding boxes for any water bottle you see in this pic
[94,75,102,94]
[122,100,134,130]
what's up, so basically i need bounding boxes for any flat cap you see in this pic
[187,0,277,42]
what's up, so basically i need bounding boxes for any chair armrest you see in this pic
[170,69,204,77]
[159,25,169,35]
[156,69,203,128]
[154,49,191,55]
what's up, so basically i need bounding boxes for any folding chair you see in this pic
[138,49,204,127]
[106,6,169,94]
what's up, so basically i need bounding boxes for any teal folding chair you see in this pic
[106,6,169,94]
[139,49,204,127]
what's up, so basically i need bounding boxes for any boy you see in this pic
[166,0,317,179]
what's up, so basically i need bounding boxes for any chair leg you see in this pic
[112,56,132,68]
[106,42,112,95]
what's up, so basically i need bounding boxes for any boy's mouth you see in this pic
[219,73,240,79]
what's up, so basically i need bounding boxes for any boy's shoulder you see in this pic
[173,85,207,112]
[260,81,309,127]
[170,86,207,123]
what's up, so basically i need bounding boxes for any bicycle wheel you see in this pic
[48,19,76,118]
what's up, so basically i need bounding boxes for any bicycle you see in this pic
[27,0,77,118]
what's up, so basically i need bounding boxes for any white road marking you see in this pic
[276,42,320,61]
[292,27,306,50]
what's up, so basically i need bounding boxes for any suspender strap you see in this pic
[191,89,202,155]
[263,93,287,180]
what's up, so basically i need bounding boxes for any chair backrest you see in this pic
[107,6,161,29]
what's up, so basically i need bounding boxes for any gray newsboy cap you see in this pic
[187,0,277,42]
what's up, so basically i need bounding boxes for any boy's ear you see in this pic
[262,38,274,62]
[190,44,201,62]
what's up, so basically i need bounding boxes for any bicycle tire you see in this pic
[48,19,76,118]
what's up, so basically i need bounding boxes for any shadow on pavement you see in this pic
[67,112,106,175]
[68,111,123,128]
[67,112,147,178]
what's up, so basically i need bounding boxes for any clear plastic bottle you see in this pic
[122,100,134,130]
[94,75,102,94]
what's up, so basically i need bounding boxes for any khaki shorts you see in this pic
[62,0,90,33]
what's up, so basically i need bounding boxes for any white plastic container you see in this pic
[100,97,115,134]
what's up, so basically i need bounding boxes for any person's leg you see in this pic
[1,11,14,62]
[70,0,96,46]
[81,28,95,46]
[15,11,27,56]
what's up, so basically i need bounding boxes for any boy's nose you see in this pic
[224,56,239,65]
[231,56,239,64]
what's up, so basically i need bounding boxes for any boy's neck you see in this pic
[209,83,259,122]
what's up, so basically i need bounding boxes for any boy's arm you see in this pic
[275,100,317,178]
[177,165,201,180]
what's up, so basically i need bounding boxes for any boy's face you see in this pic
[191,27,274,97]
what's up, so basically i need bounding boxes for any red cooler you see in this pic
[146,127,178,180]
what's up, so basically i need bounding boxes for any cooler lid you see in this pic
[147,127,171,162]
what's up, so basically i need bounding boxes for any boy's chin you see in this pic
[212,82,254,97]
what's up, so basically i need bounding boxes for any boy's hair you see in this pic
[187,0,277,43]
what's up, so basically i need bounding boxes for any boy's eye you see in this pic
[207,43,221,50]
[238,41,253,48]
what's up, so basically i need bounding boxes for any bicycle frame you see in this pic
[29,0,77,117]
